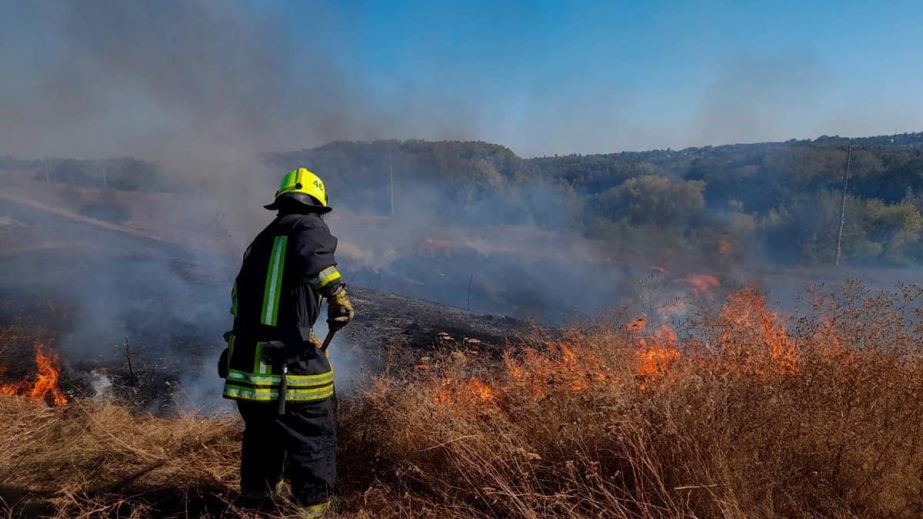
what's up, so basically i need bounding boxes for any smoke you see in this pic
[0,1,498,409]
[0,1,406,245]
[88,370,112,400]
[1,2,352,151]
[2,3,919,414]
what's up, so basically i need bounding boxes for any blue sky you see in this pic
[2,1,923,158]
[280,0,923,155]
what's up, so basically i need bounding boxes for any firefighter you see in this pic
[219,167,354,517]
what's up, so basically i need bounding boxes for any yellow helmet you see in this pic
[264,167,331,213]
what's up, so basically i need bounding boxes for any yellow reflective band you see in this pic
[223,385,277,401]
[261,236,288,326]
[227,368,334,388]
[310,266,341,289]
[299,501,330,518]
[252,342,270,375]
[223,383,334,402]
[277,169,298,194]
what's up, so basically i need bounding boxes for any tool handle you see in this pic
[321,328,336,352]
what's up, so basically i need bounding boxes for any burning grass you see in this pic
[0,344,68,407]
[3,282,923,517]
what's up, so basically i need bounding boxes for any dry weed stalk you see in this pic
[337,283,923,518]
[2,283,923,518]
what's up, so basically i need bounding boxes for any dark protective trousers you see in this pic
[237,399,336,505]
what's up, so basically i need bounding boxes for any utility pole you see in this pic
[835,142,853,266]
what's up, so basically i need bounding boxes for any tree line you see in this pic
[8,132,923,266]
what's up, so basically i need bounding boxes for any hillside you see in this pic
[4,135,923,516]
[9,132,923,268]
[269,132,923,267]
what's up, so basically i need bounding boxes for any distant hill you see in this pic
[7,131,923,266]
[0,156,170,192]
[268,133,923,266]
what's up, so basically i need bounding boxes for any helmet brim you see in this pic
[264,192,332,213]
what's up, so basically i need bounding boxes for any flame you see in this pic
[626,317,648,333]
[467,378,494,402]
[432,376,496,407]
[0,343,68,407]
[636,348,680,378]
[558,342,576,363]
[720,238,732,255]
[677,274,720,297]
[425,287,814,409]
[636,325,681,379]
[502,341,612,397]
[653,324,677,346]
[718,287,799,376]
[658,299,690,319]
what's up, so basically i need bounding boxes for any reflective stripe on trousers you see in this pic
[223,368,334,402]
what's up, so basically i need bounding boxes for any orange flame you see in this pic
[558,343,576,363]
[719,287,799,376]
[626,317,648,333]
[425,287,814,408]
[432,376,496,407]
[0,344,68,407]
[719,238,732,255]
[467,377,494,402]
[636,325,681,379]
[677,274,720,297]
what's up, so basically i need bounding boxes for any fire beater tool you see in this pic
[321,326,337,353]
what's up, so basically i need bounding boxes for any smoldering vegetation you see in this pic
[4,282,923,518]
[3,0,923,395]
[3,3,923,517]
[4,131,923,413]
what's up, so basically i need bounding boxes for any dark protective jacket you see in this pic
[223,211,342,403]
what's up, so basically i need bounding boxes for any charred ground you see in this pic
[0,175,535,408]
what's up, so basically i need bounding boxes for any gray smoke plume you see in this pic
[0,1,527,411]
[3,2,916,414]
[1,1,440,243]
[0,1,388,408]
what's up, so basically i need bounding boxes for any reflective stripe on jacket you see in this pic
[223,212,341,402]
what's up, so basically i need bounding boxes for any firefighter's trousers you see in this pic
[237,398,336,506]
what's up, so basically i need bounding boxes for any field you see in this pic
[2,282,923,518]
[6,3,923,516]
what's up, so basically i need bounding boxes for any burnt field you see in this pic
[0,182,536,410]
[0,252,533,413]
[0,172,917,410]
[4,172,923,517]
[4,281,923,518]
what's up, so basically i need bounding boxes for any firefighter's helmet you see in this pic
[264,167,331,213]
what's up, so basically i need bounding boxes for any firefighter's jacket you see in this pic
[223,212,342,403]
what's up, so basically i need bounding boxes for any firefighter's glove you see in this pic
[327,286,354,331]
[308,330,323,350]
[217,331,234,379]
[217,348,229,379]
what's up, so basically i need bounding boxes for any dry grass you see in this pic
[0,398,239,518]
[3,282,923,518]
